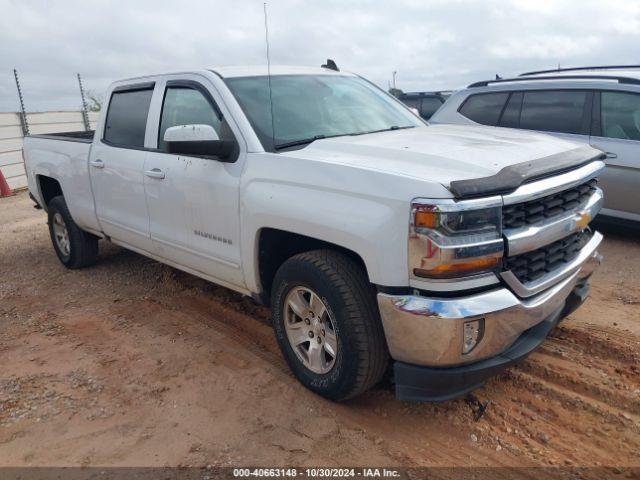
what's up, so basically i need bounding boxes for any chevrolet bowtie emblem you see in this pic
[575,212,591,229]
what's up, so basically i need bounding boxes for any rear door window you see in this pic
[104,87,154,148]
[600,91,640,141]
[459,93,509,126]
[519,90,588,135]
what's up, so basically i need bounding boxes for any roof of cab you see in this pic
[210,65,354,78]
[108,65,354,90]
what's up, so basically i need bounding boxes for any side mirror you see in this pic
[163,124,235,160]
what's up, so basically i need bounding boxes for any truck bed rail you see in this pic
[28,131,95,143]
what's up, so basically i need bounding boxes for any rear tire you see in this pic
[47,195,99,269]
[271,249,388,401]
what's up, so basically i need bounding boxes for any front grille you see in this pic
[503,230,590,284]
[502,179,597,229]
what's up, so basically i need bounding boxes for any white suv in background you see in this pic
[430,65,640,225]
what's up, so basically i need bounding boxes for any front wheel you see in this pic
[271,250,388,401]
[47,195,99,269]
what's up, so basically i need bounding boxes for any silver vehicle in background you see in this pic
[430,65,640,225]
[398,91,452,120]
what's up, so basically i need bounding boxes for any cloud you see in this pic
[488,35,602,60]
[0,0,639,111]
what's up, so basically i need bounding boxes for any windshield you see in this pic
[225,74,423,151]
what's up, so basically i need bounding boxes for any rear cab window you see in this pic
[103,85,154,148]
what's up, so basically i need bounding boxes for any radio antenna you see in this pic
[263,2,276,148]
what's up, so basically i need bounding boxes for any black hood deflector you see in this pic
[449,146,605,199]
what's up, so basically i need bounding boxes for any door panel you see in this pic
[144,80,244,287]
[589,136,640,218]
[590,90,640,219]
[143,153,243,284]
[90,143,150,250]
[89,86,154,251]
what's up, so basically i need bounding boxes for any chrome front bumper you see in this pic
[377,232,603,367]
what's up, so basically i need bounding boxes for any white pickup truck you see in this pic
[24,64,605,402]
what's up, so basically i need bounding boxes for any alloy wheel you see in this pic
[283,286,338,374]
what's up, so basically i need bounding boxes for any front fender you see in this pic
[239,153,454,294]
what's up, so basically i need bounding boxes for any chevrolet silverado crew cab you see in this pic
[23,64,605,402]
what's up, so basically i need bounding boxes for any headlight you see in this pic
[409,198,503,280]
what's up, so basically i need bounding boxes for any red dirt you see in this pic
[1,191,638,468]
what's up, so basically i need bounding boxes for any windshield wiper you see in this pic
[274,135,328,150]
[274,126,415,150]
[350,125,415,136]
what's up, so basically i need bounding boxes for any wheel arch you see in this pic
[36,175,63,211]
[255,227,369,306]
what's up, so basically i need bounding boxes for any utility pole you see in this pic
[13,69,29,136]
[77,73,91,131]
[392,71,397,90]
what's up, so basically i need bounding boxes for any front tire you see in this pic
[47,195,99,269]
[271,250,388,401]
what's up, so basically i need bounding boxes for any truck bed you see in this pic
[28,130,95,143]
[23,133,100,235]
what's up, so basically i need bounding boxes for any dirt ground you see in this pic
[0,191,639,470]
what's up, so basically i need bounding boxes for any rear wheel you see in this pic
[47,196,99,269]
[271,250,388,401]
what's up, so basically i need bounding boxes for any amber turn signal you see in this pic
[413,256,500,279]
[415,210,437,228]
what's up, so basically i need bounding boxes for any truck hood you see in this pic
[279,124,596,193]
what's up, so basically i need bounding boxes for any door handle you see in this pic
[89,159,104,168]
[605,152,618,159]
[144,168,165,179]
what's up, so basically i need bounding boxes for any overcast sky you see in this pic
[1,0,639,111]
